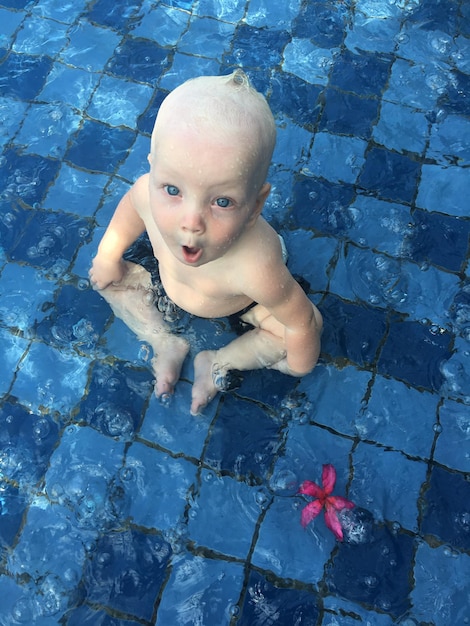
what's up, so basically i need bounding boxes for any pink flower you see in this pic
[298,464,355,541]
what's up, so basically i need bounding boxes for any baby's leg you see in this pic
[191,327,287,415]
[97,261,189,397]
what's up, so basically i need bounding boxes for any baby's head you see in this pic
[150,70,276,193]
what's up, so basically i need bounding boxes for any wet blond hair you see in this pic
[151,70,276,190]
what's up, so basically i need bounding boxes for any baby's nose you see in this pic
[181,202,205,232]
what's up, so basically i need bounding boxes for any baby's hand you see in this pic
[89,255,127,290]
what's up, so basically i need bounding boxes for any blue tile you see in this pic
[282,38,338,85]
[60,19,121,72]
[0,8,24,45]
[0,400,59,486]
[272,118,312,170]
[407,209,470,273]
[385,57,448,110]
[65,119,136,173]
[239,570,320,624]
[157,556,244,625]
[15,101,81,158]
[244,0,302,29]
[188,470,259,559]
[291,176,355,234]
[158,52,221,91]
[373,100,430,154]
[297,364,373,437]
[227,23,289,69]
[440,337,470,403]
[8,211,91,271]
[417,163,469,217]
[253,425,352,580]
[422,465,470,551]
[31,0,88,23]
[434,399,470,472]
[292,2,347,47]
[0,96,27,148]
[85,0,142,31]
[269,72,322,128]
[330,49,393,97]
[107,37,170,84]
[11,342,90,414]
[329,245,461,326]
[0,482,27,550]
[344,195,412,255]
[123,442,198,530]
[79,361,153,440]
[0,577,27,625]
[396,22,458,66]
[67,606,142,626]
[358,146,420,204]
[326,522,414,618]
[44,425,127,528]
[44,164,109,216]
[131,3,190,46]
[0,263,54,335]
[178,16,235,62]
[117,133,150,181]
[84,528,171,621]
[0,51,52,99]
[406,0,459,34]
[12,15,69,56]
[318,88,380,139]
[139,384,215,458]
[39,61,99,110]
[283,230,336,293]
[427,114,470,166]
[308,132,367,184]
[0,149,60,207]
[411,543,470,625]
[378,320,452,392]
[195,0,246,22]
[345,11,402,54]
[320,295,387,367]
[6,502,89,620]
[0,328,29,394]
[136,88,166,134]
[439,70,470,117]
[203,395,282,480]
[87,74,153,128]
[323,594,396,625]
[359,376,437,457]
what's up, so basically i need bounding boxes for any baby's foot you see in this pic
[190,351,243,415]
[151,337,189,401]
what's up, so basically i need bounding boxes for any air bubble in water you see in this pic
[33,418,51,440]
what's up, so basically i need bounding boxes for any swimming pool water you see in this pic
[0,0,469,624]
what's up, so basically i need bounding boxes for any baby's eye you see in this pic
[215,197,232,208]
[165,185,180,196]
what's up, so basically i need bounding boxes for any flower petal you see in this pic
[298,480,324,499]
[300,500,323,527]
[321,464,337,495]
[327,495,355,511]
[324,506,344,540]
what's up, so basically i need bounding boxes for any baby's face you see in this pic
[148,123,269,266]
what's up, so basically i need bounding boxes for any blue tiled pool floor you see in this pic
[1,0,469,624]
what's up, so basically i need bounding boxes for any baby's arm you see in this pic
[90,176,148,289]
[278,280,322,375]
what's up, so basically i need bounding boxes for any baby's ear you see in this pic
[255,182,271,213]
[147,153,153,165]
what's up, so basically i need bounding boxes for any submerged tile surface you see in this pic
[0,0,469,625]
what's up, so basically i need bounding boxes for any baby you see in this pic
[89,70,323,415]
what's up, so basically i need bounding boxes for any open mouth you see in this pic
[182,246,203,264]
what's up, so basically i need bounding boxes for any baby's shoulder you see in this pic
[129,174,151,214]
